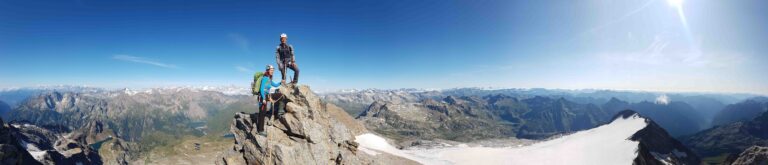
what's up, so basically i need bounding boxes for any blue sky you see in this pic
[1,0,767,94]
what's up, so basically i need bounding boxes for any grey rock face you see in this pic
[10,122,103,165]
[0,118,41,165]
[726,146,768,165]
[223,84,417,165]
[612,110,701,165]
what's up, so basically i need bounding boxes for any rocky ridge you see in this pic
[613,110,701,165]
[724,146,768,165]
[219,84,417,165]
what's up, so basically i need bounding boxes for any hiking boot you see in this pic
[258,131,267,136]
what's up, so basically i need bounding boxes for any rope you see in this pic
[265,93,285,165]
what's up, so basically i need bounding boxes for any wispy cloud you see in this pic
[586,0,655,35]
[113,55,178,69]
[229,33,251,53]
[235,65,253,73]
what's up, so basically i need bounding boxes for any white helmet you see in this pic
[280,33,287,38]
[266,64,274,70]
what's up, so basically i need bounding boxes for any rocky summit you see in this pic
[724,146,768,165]
[218,84,417,165]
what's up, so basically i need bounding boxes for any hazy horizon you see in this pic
[2,84,766,97]
[2,0,767,95]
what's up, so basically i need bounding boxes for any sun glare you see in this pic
[667,0,684,8]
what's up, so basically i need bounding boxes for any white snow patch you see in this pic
[356,114,649,165]
[20,140,48,162]
[354,134,401,156]
[650,152,675,165]
[355,133,451,164]
[650,149,688,165]
[19,139,41,151]
[29,151,48,162]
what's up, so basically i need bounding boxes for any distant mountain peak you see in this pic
[613,109,642,120]
[611,109,702,165]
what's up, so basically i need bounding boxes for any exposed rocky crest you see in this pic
[724,146,768,165]
[613,110,701,165]
[0,118,40,165]
[9,122,102,164]
[220,84,417,165]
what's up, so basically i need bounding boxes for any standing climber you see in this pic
[256,65,282,136]
[276,33,300,84]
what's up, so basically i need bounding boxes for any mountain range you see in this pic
[1,87,258,164]
[685,108,768,157]
[1,86,766,164]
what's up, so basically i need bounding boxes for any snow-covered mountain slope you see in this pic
[356,110,700,165]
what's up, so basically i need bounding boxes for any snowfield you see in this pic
[356,114,649,165]
[20,139,48,162]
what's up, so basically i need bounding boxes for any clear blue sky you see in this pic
[1,0,767,94]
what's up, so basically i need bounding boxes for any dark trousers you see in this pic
[278,58,299,83]
[256,100,268,132]
[255,93,286,133]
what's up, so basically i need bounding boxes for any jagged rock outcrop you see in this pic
[0,118,41,165]
[10,122,102,164]
[724,146,768,165]
[220,84,417,165]
[612,110,701,165]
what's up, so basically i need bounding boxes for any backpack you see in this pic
[251,72,265,96]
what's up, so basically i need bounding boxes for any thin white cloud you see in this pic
[229,33,251,53]
[235,66,253,73]
[113,55,178,69]
[586,0,656,35]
